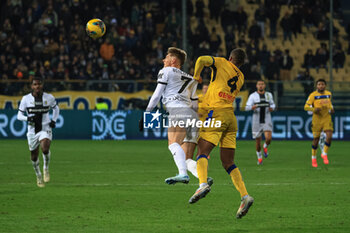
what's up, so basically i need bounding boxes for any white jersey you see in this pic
[245,91,275,124]
[157,67,198,109]
[18,92,58,134]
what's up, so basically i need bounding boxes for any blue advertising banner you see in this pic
[0,110,349,140]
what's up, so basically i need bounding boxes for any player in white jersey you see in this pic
[245,80,275,165]
[17,77,59,187]
[139,47,212,185]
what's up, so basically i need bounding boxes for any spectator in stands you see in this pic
[209,27,221,53]
[265,55,282,98]
[195,41,211,57]
[265,55,279,82]
[291,6,302,38]
[0,0,347,100]
[254,4,266,38]
[195,0,205,19]
[225,25,235,52]
[248,20,261,43]
[304,8,315,29]
[246,65,261,93]
[165,8,180,35]
[195,18,209,43]
[296,70,314,98]
[280,12,293,43]
[314,43,329,72]
[209,0,223,21]
[259,44,270,76]
[221,0,238,31]
[333,46,345,69]
[316,22,329,40]
[125,30,138,50]
[246,40,259,66]
[238,33,247,48]
[303,49,315,69]
[267,4,279,39]
[279,49,294,81]
[99,38,115,62]
[235,6,248,34]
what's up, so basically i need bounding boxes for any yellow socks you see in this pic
[227,164,248,198]
[323,142,330,155]
[197,155,208,185]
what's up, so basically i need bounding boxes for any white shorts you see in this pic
[183,128,199,144]
[27,130,52,151]
[168,107,199,144]
[252,122,272,139]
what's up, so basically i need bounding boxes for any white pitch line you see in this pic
[1,182,347,186]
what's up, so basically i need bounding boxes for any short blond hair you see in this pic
[167,47,187,66]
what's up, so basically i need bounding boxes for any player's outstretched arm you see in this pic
[193,56,215,82]
[145,83,166,112]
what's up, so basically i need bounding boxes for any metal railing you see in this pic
[1,79,349,110]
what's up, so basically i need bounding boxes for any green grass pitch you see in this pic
[0,140,349,233]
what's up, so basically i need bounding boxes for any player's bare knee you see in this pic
[42,148,50,155]
[222,161,234,170]
[31,151,38,161]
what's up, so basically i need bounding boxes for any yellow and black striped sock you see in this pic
[227,164,248,198]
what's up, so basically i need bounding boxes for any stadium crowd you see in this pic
[0,0,347,96]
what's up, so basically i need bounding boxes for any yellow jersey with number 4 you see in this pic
[193,56,244,109]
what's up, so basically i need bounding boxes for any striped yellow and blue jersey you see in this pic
[304,90,333,118]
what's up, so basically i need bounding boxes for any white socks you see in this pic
[312,156,317,159]
[263,142,268,149]
[256,151,262,159]
[186,159,198,178]
[32,158,42,177]
[168,143,187,176]
[43,151,51,170]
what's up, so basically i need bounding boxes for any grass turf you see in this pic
[0,140,349,233]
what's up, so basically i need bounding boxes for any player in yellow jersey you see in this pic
[304,79,334,167]
[188,48,254,219]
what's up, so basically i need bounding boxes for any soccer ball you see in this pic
[86,19,106,39]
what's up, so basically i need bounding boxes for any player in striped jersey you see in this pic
[17,77,59,187]
[245,80,275,165]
